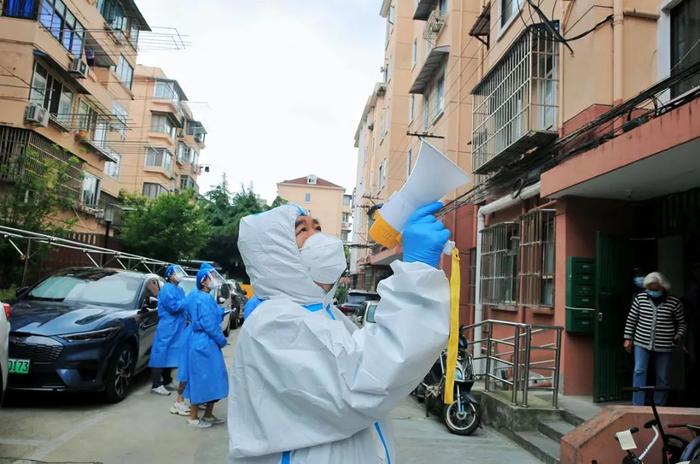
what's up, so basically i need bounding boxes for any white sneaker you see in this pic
[151,385,171,396]
[202,415,226,425]
[186,418,212,429]
[170,401,190,416]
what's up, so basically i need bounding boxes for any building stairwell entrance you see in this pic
[592,187,700,405]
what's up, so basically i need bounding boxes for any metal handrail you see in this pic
[463,319,563,408]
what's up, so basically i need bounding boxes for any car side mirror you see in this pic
[147,296,158,309]
[16,286,29,297]
[217,296,226,305]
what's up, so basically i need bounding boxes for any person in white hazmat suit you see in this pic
[228,202,451,464]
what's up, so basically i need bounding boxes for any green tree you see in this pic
[199,179,271,280]
[0,148,81,287]
[119,190,210,263]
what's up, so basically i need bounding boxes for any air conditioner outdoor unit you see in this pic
[25,103,49,127]
[68,58,89,79]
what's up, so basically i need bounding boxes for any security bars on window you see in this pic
[472,23,559,174]
[480,222,520,306]
[519,209,555,307]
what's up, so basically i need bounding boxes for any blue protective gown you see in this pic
[176,289,198,391]
[148,282,186,368]
[187,289,228,405]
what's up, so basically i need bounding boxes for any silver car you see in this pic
[0,301,9,405]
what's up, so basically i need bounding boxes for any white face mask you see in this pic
[299,233,347,286]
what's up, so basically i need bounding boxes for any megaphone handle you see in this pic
[443,241,455,255]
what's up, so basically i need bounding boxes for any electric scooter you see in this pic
[413,327,481,436]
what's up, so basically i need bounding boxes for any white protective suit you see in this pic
[228,205,450,464]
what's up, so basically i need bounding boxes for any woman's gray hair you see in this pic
[644,272,671,291]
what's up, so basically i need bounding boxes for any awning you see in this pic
[120,0,151,31]
[85,31,116,68]
[409,45,449,94]
[414,0,438,20]
[469,3,491,44]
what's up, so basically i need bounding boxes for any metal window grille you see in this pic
[472,23,559,174]
[480,222,520,305]
[0,126,82,203]
[519,209,556,307]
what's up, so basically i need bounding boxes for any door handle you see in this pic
[598,312,604,322]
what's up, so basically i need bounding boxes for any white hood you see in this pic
[238,205,326,305]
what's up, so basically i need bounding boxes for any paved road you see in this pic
[0,329,541,464]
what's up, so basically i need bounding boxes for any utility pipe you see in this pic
[613,0,624,104]
[473,182,541,373]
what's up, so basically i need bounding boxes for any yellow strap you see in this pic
[444,247,461,404]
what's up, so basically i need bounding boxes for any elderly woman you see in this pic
[624,272,687,406]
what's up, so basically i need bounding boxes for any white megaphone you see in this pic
[369,140,470,251]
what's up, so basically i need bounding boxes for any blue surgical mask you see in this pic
[646,289,663,299]
[633,277,645,289]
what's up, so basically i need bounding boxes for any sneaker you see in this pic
[163,382,178,391]
[202,415,226,425]
[186,418,212,429]
[170,401,190,416]
[151,385,171,396]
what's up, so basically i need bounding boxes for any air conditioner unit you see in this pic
[68,58,89,79]
[25,103,49,127]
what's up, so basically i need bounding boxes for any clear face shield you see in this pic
[170,265,187,283]
[205,269,225,290]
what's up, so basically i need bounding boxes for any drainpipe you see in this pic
[473,182,541,372]
[613,0,624,104]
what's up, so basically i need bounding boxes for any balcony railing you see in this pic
[472,24,559,175]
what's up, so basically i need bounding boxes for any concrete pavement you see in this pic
[0,328,541,463]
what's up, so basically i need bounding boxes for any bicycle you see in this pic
[615,386,700,463]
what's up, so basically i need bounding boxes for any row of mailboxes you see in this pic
[566,257,595,335]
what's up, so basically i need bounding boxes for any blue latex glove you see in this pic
[402,202,451,268]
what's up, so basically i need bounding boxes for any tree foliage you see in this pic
[199,178,272,280]
[119,190,210,263]
[0,148,80,233]
[0,148,81,287]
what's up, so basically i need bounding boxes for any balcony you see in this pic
[472,24,559,175]
[410,45,449,94]
[186,120,207,148]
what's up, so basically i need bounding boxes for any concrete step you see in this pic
[512,430,561,464]
[538,419,575,442]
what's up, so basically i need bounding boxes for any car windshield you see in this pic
[26,272,142,307]
[347,293,379,305]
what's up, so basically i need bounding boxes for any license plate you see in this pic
[8,358,30,375]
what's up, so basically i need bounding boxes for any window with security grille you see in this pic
[519,209,556,307]
[480,222,520,305]
[472,24,559,174]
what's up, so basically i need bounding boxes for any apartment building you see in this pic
[277,175,347,239]
[353,0,700,406]
[0,0,149,234]
[121,65,205,199]
[351,0,481,315]
[466,0,700,404]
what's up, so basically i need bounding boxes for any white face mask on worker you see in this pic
[299,233,347,286]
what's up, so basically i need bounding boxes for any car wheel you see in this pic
[223,319,231,337]
[230,310,239,330]
[103,344,135,403]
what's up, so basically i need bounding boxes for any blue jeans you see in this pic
[633,346,672,406]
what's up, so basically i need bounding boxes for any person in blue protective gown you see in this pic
[227,203,451,463]
[170,263,214,417]
[185,266,229,429]
[148,264,187,397]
